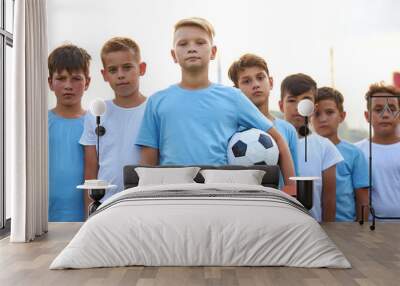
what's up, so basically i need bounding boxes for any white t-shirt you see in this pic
[80,99,147,200]
[297,133,343,222]
[355,139,400,218]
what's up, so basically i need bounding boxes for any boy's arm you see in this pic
[322,165,336,222]
[139,146,159,166]
[352,148,369,221]
[267,127,295,186]
[234,90,294,181]
[83,145,98,217]
[355,188,369,221]
[289,129,299,175]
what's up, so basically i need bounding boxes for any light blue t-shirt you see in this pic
[136,83,273,165]
[335,140,369,221]
[48,110,86,222]
[80,99,147,201]
[274,118,299,176]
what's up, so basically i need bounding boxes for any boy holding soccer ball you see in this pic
[228,53,299,184]
[136,17,295,185]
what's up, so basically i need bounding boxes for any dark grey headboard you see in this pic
[123,165,280,189]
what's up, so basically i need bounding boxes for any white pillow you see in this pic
[135,167,200,186]
[200,169,266,185]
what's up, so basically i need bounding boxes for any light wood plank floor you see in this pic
[0,222,399,286]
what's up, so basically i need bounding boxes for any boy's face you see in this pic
[48,69,90,107]
[311,99,345,138]
[279,90,315,130]
[237,67,273,108]
[171,26,217,72]
[365,92,400,138]
[101,49,146,98]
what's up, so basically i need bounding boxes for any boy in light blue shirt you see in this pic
[228,53,299,183]
[48,44,91,221]
[138,83,271,165]
[136,17,295,185]
[312,87,369,221]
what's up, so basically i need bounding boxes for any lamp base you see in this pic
[88,189,106,216]
[289,177,319,210]
[296,180,313,210]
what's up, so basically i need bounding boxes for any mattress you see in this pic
[50,183,351,269]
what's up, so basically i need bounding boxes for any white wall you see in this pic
[47,0,400,130]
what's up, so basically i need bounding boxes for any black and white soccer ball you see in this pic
[227,128,279,165]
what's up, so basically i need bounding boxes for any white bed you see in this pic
[50,182,351,269]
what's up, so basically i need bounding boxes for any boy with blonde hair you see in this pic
[312,87,369,221]
[48,44,91,221]
[355,83,400,218]
[136,17,295,185]
[228,53,299,182]
[280,74,343,221]
[80,37,147,205]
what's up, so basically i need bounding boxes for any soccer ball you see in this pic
[227,128,279,165]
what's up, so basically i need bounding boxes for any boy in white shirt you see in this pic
[279,74,343,222]
[355,83,400,218]
[80,37,147,208]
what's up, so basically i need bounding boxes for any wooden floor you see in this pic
[0,222,399,286]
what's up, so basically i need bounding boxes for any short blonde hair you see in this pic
[101,37,141,65]
[174,17,215,42]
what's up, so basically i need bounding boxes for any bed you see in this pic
[50,165,350,269]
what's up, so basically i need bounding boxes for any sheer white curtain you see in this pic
[7,0,48,242]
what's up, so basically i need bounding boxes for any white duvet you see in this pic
[50,183,351,269]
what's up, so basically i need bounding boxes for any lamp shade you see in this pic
[298,99,314,117]
[90,99,107,116]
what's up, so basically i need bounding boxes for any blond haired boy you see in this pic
[80,37,147,205]
[136,18,295,185]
